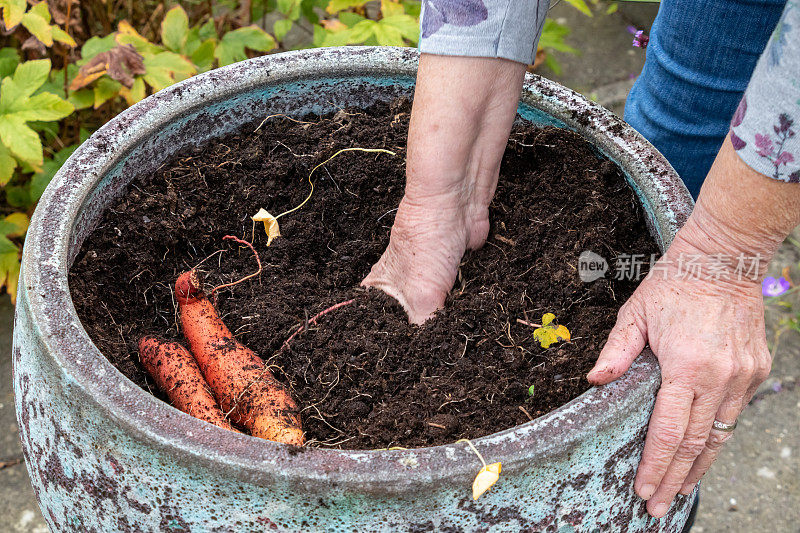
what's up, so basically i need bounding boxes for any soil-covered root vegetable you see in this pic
[138,336,238,432]
[175,270,304,446]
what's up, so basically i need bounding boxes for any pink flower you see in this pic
[775,152,795,166]
[628,26,649,48]
[755,133,774,157]
[632,31,649,48]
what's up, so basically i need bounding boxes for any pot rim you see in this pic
[22,46,692,488]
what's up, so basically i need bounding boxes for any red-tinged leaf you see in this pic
[69,44,145,91]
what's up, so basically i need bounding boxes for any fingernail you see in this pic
[638,483,656,500]
[652,501,669,518]
[679,483,695,495]
[587,368,602,380]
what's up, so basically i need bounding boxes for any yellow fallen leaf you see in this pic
[252,208,281,246]
[472,462,501,499]
[533,313,571,348]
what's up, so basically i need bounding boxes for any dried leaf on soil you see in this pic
[252,208,281,246]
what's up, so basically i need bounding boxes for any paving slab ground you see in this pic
[2,4,798,530]
[0,299,48,532]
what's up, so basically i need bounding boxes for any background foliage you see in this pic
[0,0,588,301]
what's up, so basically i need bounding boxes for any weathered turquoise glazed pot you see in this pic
[14,47,696,532]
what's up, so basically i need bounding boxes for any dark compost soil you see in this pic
[69,98,658,449]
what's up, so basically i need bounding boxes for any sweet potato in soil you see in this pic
[175,270,304,445]
[138,336,238,433]
[69,98,658,449]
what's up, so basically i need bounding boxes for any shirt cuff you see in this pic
[419,0,548,65]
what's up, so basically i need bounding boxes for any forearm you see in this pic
[592,139,796,519]
[404,54,526,207]
[410,0,548,207]
[675,136,800,276]
[362,54,526,322]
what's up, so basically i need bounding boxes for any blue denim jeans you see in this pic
[625,0,787,198]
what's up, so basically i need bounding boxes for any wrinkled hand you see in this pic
[366,56,797,516]
[362,187,490,324]
[587,223,772,518]
[362,54,526,323]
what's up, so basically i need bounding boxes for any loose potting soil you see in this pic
[69,98,658,449]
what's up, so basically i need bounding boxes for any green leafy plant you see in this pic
[538,19,578,75]
[67,5,280,108]
[216,24,277,65]
[0,59,73,185]
[313,0,420,47]
[563,0,594,17]
[0,0,76,49]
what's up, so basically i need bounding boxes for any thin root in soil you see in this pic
[211,235,262,297]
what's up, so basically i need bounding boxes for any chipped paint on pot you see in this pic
[13,47,695,532]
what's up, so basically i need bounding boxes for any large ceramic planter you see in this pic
[14,47,695,532]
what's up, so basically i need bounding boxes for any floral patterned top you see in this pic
[730,1,800,182]
[419,0,800,183]
[419,0,548,65]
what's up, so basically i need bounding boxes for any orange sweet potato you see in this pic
[175,270,304,445]
[138,336,238,432]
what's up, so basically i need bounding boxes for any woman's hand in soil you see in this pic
[363,54,526,323]
[588,138,800,518]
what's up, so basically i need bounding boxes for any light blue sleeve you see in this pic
[730,1,800,182]
[418,0,549,65]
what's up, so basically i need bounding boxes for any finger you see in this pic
[645,391,723,517]
[587,299,647,385]
[679,394,743,495]
[680,348,759,495]
[743,351,772,405]
[634,383,693,501]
